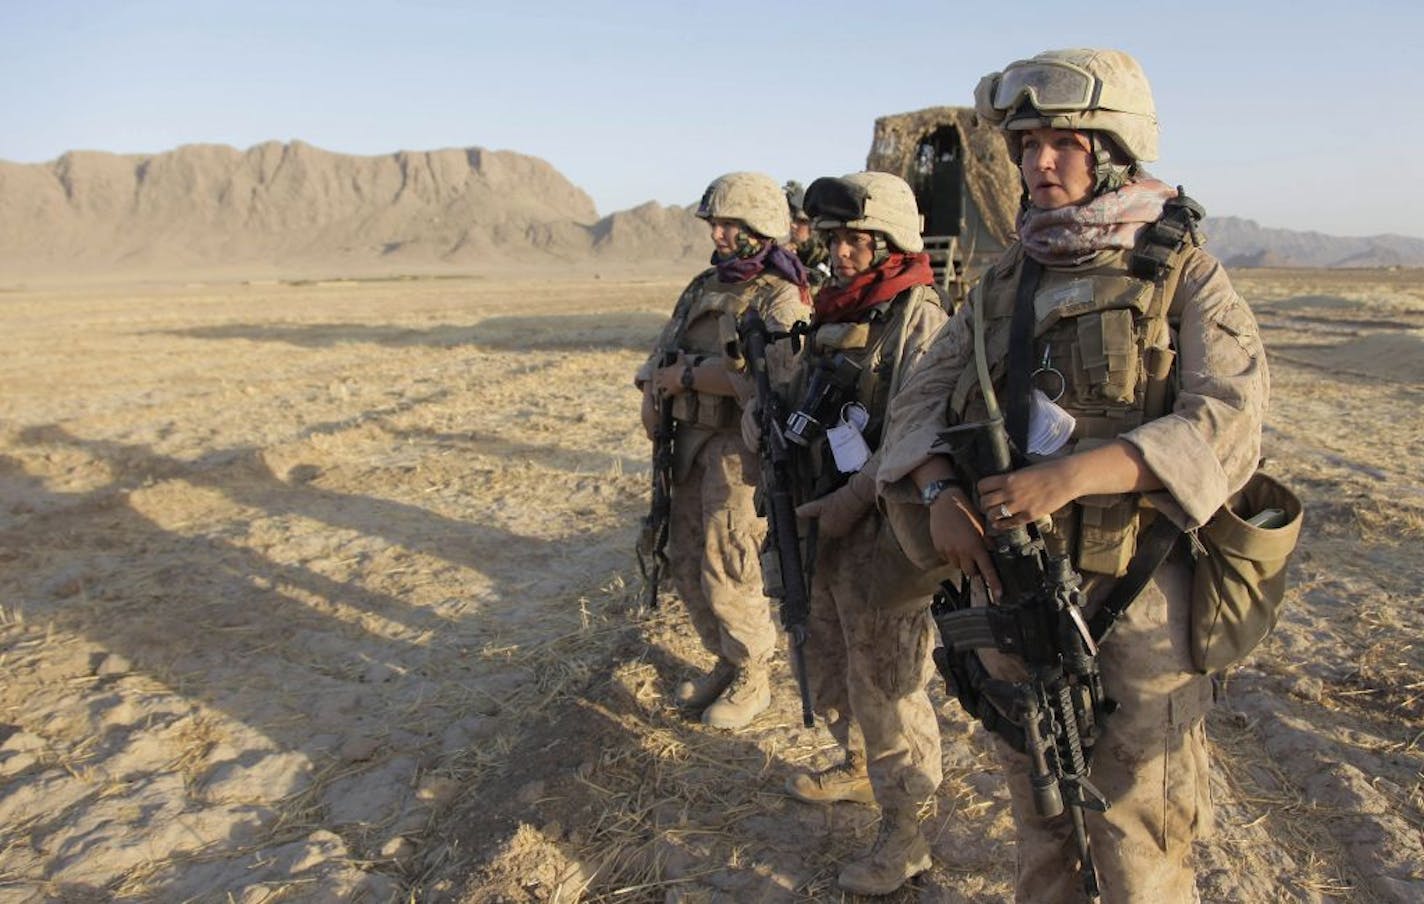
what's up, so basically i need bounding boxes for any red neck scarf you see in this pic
[813,252,934,324]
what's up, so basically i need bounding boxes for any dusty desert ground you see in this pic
[0,267,1421,903]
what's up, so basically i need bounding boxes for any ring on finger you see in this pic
[997,503,1013,520]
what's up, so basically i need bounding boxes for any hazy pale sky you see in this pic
[3,0,1419,237]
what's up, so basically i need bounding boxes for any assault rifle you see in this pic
[931,415,1111,900]
[738,308,815,728]
[635,349,677,611]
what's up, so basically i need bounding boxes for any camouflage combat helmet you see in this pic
[803,171,924,254]
[975,48,1158,192]
[784,180,808,220]
[696,172,790,240]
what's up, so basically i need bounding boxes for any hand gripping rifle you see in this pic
[738,307,815,728]
[929,276,1111,900]
[635,349,677,611]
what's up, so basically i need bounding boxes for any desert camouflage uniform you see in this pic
[878,243,1268,902]
[638,269,805,671]
[797,285,949,819]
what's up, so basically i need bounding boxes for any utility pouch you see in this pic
[674,391,737,430]
[1142,342,1176,418]
[1077,309,1139,405]
[671,391,697,424]
[813,321,871,352]
[1189,472,1303,673]
[759,542,785,599]
[1076,492,1140,577]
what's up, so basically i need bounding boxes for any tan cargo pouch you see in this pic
[1077,308,1140,405]
[671,391,739,430]
[1189,472,1303,673]
[1076,493,1141,577]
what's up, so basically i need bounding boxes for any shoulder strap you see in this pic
[1086,514,1181,641]
[1137,187,1204,420]
[1129,187,1205,283]
[1005,257,1043,456]
[668,268,717,349]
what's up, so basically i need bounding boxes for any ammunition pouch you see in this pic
[1075,493,1142,578]
[671,390,740,431]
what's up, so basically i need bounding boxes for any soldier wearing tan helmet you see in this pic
[783,180,831,290]
[877,49,1269,900]
[635,171,810,729]
[751,171,953,895]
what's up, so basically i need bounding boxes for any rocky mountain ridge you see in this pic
[0,141,709,277]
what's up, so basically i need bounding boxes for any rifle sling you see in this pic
[1005,257,1043,456]
[1085,513,1182,642]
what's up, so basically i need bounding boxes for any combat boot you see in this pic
[785,752,875,804]
[700,662,770,729]
[674,658,736,711]
[837,810,932,896]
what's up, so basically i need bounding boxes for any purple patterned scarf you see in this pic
[1018,178,1178,266]
[714,241,811,293]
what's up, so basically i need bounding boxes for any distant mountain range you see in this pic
[1200,216,1424,269]
[1,142,1420,277]
[0,142,708,277]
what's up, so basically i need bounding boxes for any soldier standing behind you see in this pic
[783,180,831,292]
[877,49,1269,901]
[772,172,950,895]
[636,172,810,729]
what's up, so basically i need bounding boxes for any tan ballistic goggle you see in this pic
[991,58,1138,115]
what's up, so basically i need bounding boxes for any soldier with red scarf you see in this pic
[770,172,953,895]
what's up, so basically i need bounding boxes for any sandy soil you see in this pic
[0,269,1420,903]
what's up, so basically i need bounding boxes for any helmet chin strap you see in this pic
[1091,132,1134,195]
[871,234,892,267]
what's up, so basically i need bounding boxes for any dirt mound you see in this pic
[0,142,709,277]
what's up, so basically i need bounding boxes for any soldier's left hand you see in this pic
[796,471,874,538]
[976,458,1078,529]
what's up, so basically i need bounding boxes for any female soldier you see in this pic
[777,172,950,895]
[877,50,1268,901]
[636,172,809,730]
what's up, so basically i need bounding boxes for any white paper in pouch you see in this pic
[1027,388,1076,456]
[827,402,871,473]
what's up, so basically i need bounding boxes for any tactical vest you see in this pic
[948,226,1195,577]
[669,269,788,432]
[795,284,945,492]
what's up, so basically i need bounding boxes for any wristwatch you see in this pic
[920,478,956,506]
[680,363,696,389]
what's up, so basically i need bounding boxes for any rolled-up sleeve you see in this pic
[876,302,975,503]
[854,291,950,483]
[1122,250,1269,528]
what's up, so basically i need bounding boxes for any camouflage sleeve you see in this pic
[1122,249,1269,528]
[726,278,808,406]
[859,289,951,483]
[634,276,700,389]
[875,296,976,502]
